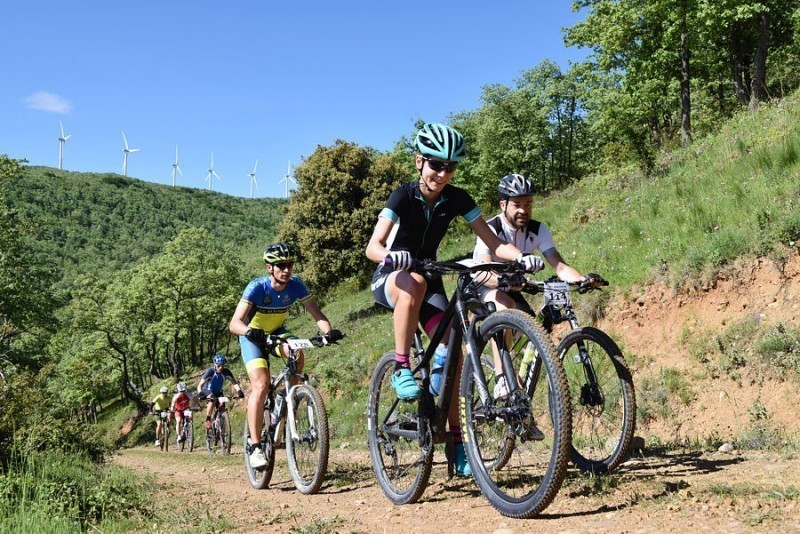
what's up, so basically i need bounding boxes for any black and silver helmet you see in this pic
[498,173,535,198]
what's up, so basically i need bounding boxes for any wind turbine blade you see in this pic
[253,176,258,189]
[129,148,140,153]
[213,170,220,180]
[64,135,71,141]
[122,131,129,150]
[210,152,214,167]
[60,121,65,137]
[176,164,182,176]
[253,158,259,173]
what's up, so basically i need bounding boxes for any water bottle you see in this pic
[429,344,448,395]
[518,342,537,380]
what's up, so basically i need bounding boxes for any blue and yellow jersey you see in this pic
[240,276,311,334]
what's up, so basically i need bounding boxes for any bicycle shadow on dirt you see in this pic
[534,448,746,520]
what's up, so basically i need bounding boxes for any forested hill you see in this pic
[9,166,286,287]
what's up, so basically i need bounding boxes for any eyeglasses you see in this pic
[273,261,294,270]
[423,157,458,173]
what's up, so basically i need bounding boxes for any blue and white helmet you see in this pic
[213,354,226,365]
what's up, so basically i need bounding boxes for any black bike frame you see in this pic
[382,262,520,445]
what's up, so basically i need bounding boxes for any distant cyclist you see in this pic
[197,354,245,430]
[229,242,343,470]
[365,123,543,477]
[170,382,193,442]
[150,386,171,447]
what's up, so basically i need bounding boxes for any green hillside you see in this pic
[9,166,287,288]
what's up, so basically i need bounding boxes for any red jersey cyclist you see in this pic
[170,382,193,442]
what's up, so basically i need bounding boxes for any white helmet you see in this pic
[159,386,169,394]
[176,382,187,392]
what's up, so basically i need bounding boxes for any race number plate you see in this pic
[217,396,229,404]
[544,282,571,307]
[288,338,314,350]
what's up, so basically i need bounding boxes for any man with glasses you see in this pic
[229,242,342,469]
[365,123,543,477]
[197,354,245,429]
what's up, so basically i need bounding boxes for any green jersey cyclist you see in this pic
[229,242,343,470]
[365,123,543,477]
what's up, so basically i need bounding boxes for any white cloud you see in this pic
[23,91,72,114]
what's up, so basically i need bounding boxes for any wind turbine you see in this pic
[205,152,221,190]
[57,121,71,170]
[248,159,259,198]
[171,145,182,186]
[121,131,139,176]
[279,160,298,198]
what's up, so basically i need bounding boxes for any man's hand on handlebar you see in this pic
[578,272,607,293]
[322,329,345,345]
[245,327,266,346]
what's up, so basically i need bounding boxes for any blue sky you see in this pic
[1,2,586,199]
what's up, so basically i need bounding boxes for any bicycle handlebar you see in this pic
[382,257,523,276]
[503,273,609,295]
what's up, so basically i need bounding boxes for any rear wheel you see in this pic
[367,352,432,505]
[286,384,329,494]
[187,418,194,452]
[462,309,571,518]
[558,327,636,473]
[244,409,275,489]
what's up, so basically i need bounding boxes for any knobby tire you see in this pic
[286,384,330,494]
[558,326,636,473]
[462,309,571,518]
[367,351,433,505]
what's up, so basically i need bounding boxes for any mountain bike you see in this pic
[366,259,571,519]
[156,411,170,452]
[176,409,195,452]
[244,333,339,494]
[510,274,636,473]
[204,395,232,455]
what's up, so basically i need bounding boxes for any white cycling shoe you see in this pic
[249,444,268,469]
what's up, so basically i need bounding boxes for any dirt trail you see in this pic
[115,445,800,533]
[115,251,800,532]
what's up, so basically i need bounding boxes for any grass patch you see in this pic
[637,367,696,424]
[0,451,152,531]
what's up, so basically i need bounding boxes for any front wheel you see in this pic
[186,419,194,453]
[219,412,232,455]
[558,327,636,473]
[462,309,571,519]
[286,384,329,494]
[244,409,275,489]
[367,352,433,505]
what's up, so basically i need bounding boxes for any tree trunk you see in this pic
[679,0,692,146]
[730,25,750,106]
[749,10,771,111]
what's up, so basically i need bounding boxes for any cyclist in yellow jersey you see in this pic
[229,242,343,469]
[150,386,171,447]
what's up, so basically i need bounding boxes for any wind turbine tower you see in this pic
[121,131,140,176]
[171,145,183,186]
[279,160,298,198]
[205,152,221,190]
[58,121,71,170]
[248,159,259,198]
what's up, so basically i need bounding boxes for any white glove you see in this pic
[516,252,544,273]
[386,250,413,271]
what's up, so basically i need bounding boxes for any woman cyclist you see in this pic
[365,123,544,477]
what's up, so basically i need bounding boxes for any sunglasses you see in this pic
[273,261,294,270]
[423,157,458,173]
